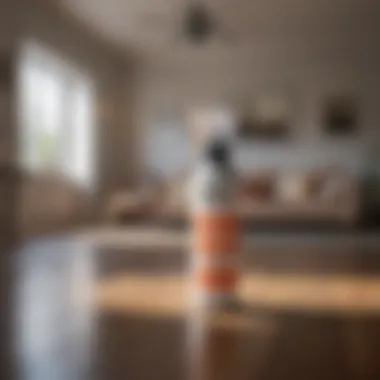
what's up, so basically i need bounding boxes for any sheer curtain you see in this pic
[18,42,95,189]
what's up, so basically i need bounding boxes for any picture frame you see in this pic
[323,95,358,136]
[239,93,291,140]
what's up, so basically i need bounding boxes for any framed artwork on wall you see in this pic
[323,95,358,136]
[238,93,292,140]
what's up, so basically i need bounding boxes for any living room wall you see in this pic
[135,31,380,179]
[0,0,133,234]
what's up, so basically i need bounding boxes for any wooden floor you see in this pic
[6,231,380,380]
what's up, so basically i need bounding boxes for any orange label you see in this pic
[193,213,239,254]
[196,268,238,291]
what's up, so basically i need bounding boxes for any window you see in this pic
[18,42,96,188]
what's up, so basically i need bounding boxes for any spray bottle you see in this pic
[189,118,240,310]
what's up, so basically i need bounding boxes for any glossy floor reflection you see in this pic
[13,235,380,380]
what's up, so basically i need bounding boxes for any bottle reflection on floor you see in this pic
[186,309,277,380]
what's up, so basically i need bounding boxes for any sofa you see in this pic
[238,170,360,224]
[105,169,361,226]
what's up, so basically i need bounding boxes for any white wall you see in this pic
[136,31,380,177]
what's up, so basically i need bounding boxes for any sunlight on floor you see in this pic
[97,272,380,318]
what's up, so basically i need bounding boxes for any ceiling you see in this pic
[59,0,380,57]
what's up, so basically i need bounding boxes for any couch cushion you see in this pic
[277,172,311,203]
[241,172,276,202]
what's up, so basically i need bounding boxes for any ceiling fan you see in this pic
[140,1,236,45]
[183,2,216,44]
